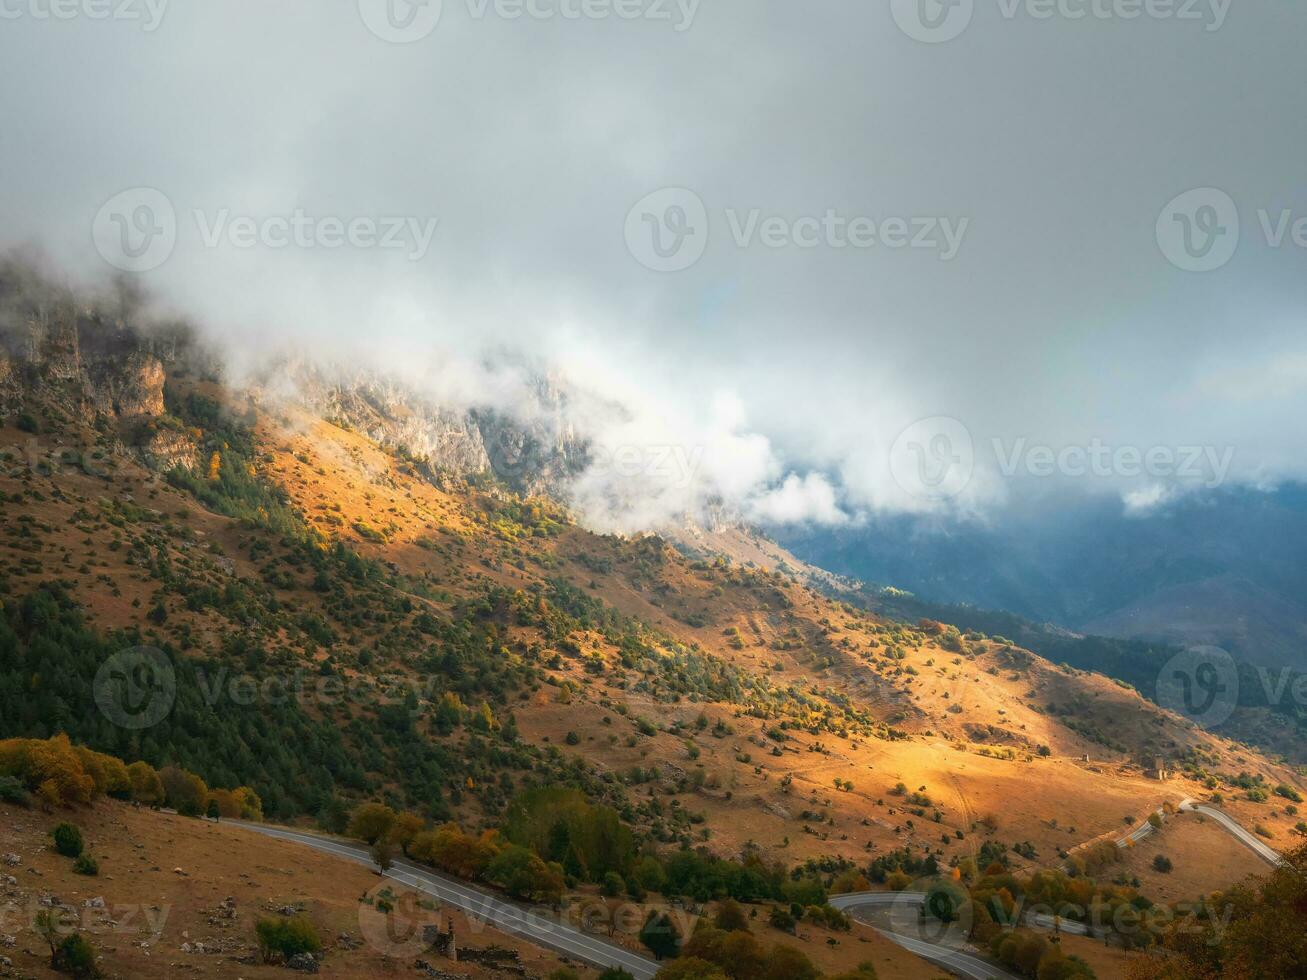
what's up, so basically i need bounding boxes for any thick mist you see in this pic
[2,2,1306,533]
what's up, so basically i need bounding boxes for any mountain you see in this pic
[775,488,1307,670]
[2,260,1305,978]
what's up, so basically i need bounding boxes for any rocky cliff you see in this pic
[278,359,590,498]
[0,260,200,469]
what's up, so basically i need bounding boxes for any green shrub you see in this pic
[0,775,29,806]
[601,871,625,896]
[769,905,796,933]
[53,933,99,979]
[639,910,681,960]
[73,855,99,876]
[51,823,84,858]
[254,916,322,962]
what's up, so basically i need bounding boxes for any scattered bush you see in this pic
[51,823,84,858]
[768,905,796,933]
[53,933,100,979]
[254,916,322,963]
[640,911,681,960]
[601,871,625,897]
[0,775,30,806]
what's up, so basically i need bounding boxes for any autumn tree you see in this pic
[126,762,164,805]
[159,766,208,815]
[346,802,397,844]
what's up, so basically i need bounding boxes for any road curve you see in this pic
[232,821,1018,980]
[230,821,660,979]
[831,889,1089,937]
[1180,801,1285,867]
[232,807,1285,980]
[801,798,1290,980]
[876,928,1018,980]
[829,892,1020,979]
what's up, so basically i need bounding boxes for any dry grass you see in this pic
[0,799,579,979]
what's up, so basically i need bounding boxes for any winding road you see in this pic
[231,822,660,979]
[829,891,1020,979]
[229,796,1286,980]
[1179,800,1285,866]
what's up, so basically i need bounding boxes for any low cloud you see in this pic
[1,4,1305,537]
[748,473,847,526]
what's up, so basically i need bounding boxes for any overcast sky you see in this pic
[2,0,1305,530]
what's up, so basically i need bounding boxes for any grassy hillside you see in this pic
[3,366,1302,880]
[2,296,1306,978]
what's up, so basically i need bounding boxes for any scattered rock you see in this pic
[414,960,463,980]
[286,952,320,973]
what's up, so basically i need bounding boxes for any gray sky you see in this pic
[2,0,1305,530]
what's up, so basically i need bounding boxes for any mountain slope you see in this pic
[776,487,1307,670]
[2,267,1304,953]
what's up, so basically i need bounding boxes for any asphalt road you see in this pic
[1181,801,1285,866]
[230,797,1288,980]
[236,821,1016,979]
[829,892,1019,979]
[231,821,660,979]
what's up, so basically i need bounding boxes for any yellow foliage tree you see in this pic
[127,761,164,805]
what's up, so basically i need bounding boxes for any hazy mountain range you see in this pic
[776,486,1307,670]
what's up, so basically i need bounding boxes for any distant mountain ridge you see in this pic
[777,487,1307,670]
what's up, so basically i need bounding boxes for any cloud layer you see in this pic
[2,2,1306,531]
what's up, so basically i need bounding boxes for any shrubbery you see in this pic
[53,933,100,979]
[990,928,1095,978]
[0,735,258,822]
[51,822,84,857]
[661,921,822,979]
[0,774,30,806]
[35,912,99,979]
[254,915,321,963]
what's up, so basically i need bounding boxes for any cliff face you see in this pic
[1,300,590,499]
[283,361,589,498]
[2,309,171,424]
[1,266,199,470]
[0,348,17,415]
[0,259,591,503]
